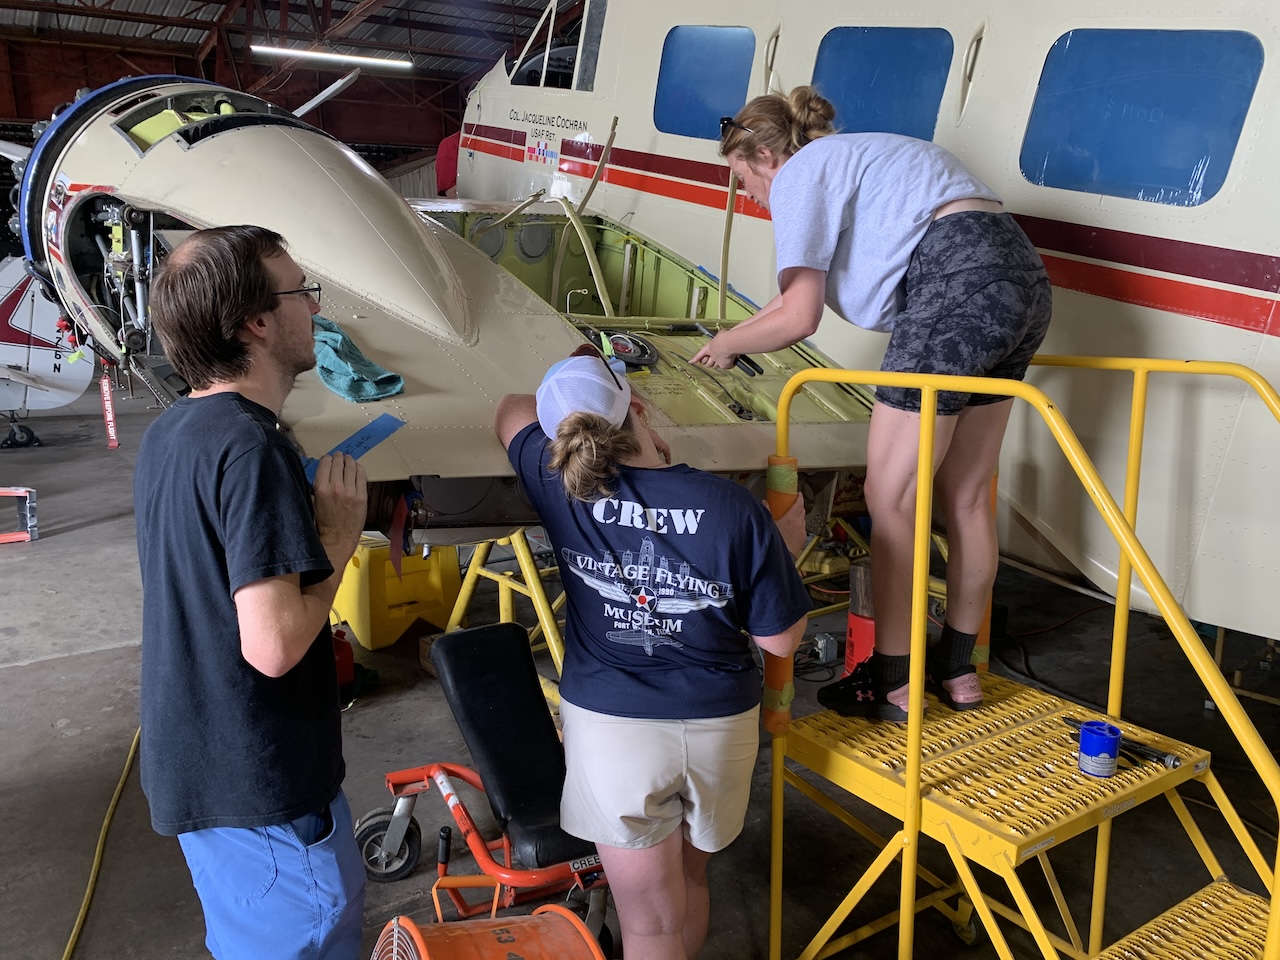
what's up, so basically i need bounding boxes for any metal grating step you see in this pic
[1095,880,1268,959]
[786,675,1211,869]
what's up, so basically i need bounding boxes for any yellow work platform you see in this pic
[785,674,1209,872]
[774,674,1271,960]
[764,362,1279,960]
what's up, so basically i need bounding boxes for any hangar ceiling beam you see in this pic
[0,1,523,57]
[321,0,397,40]
[249,0,407,91]
[0,26,194,59]
[196,0,245,62]
[241,0,529,42]
[0,1,219,33]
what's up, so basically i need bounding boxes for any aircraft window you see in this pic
[811,27,953,141]
[654,25,755,139]
[1020,29,1263,206]
[509,1,583,89]
[512,44,579,89]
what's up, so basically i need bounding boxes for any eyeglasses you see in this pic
[275,282,322,307]
[719,116,754,138]
[587,340,626,392]
[598,354,625,392]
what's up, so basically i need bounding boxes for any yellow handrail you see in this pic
[1029,354,1280,951]
[771,365,1280,960]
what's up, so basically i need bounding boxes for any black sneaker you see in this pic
[816,660,915,723]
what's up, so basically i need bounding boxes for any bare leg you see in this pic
[682,840,713,958]
[863,402,958,655]
[933,400,1013,633]
[597,829,713,960]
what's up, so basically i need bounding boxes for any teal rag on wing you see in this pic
[312,316,404,402]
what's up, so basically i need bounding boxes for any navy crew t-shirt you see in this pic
[510,423,810,720]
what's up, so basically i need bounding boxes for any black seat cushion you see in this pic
[430,623,596,869]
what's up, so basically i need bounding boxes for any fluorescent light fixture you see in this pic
[250,44,413,69]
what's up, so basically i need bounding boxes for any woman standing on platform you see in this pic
[494,344,809,960]
[692,86,1052,721]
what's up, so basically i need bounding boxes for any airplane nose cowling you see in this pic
[119,124,472,345]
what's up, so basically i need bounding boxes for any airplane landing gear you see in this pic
[1,418,40,448]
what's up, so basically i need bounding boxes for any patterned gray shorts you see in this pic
[876,212,1052,416]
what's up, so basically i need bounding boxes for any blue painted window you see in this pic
[811,27,953,141]
[653,26,755,140]
[1020,30,1263,206]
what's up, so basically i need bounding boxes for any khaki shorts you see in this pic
[559,700,761,853]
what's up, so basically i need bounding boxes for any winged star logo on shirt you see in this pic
[561,537,733,655]
[630,584,657,612]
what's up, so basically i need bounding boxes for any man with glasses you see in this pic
[134,225,368,959]
[278,280,323,306]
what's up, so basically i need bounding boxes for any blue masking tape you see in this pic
[693,265,760,309]
[302,413,405,483]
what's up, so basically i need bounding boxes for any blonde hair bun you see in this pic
[786,85,837,139]
[722,85,837,159]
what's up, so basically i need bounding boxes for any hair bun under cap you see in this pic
[536,355,632,438]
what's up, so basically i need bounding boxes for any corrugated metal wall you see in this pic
[384,158,438,199]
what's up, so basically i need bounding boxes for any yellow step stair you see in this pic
[1094,880,1268,959]
[786,674,1210,871]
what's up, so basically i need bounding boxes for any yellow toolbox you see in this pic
[331,536,462,650]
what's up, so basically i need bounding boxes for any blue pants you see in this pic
[177,790,366,960]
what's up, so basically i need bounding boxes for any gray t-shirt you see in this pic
[770,133,1000,332]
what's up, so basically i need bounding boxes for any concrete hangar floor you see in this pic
[1,391,1277,960]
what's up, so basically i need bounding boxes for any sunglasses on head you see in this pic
[569,340,626,392]
[719,116,754,138]
[594,348,626,392]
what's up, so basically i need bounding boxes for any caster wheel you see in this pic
[355,807,422,883]
[952,916,985,947]
[597,924,618,959]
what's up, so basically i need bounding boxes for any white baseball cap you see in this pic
[536,350,632,438]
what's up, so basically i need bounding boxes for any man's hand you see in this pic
[770,495,807,557]
[235,453,367,678]
[313,453,368,571]
[689,333,740,370]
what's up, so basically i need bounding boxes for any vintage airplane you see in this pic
[11,74,868,541]
[0,119,92,441]
[0,254,93,446]
[457,0,1280,643]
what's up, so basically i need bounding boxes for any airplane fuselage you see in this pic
[462,0,1280,639]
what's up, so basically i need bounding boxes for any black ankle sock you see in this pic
[936,624,978,676]
[871,652,910,692]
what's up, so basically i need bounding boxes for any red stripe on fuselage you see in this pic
[461,135,525,163]
[1016,215,1280,295]
[557,158,769,219]
[1041,255,1280,336]
[558,139,768,218]
[560,140,729,187]
[0,277,61,349]
[462,122,526,146]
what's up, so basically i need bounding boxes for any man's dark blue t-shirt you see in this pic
[510,423,810,719]
[134,393,343,835]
